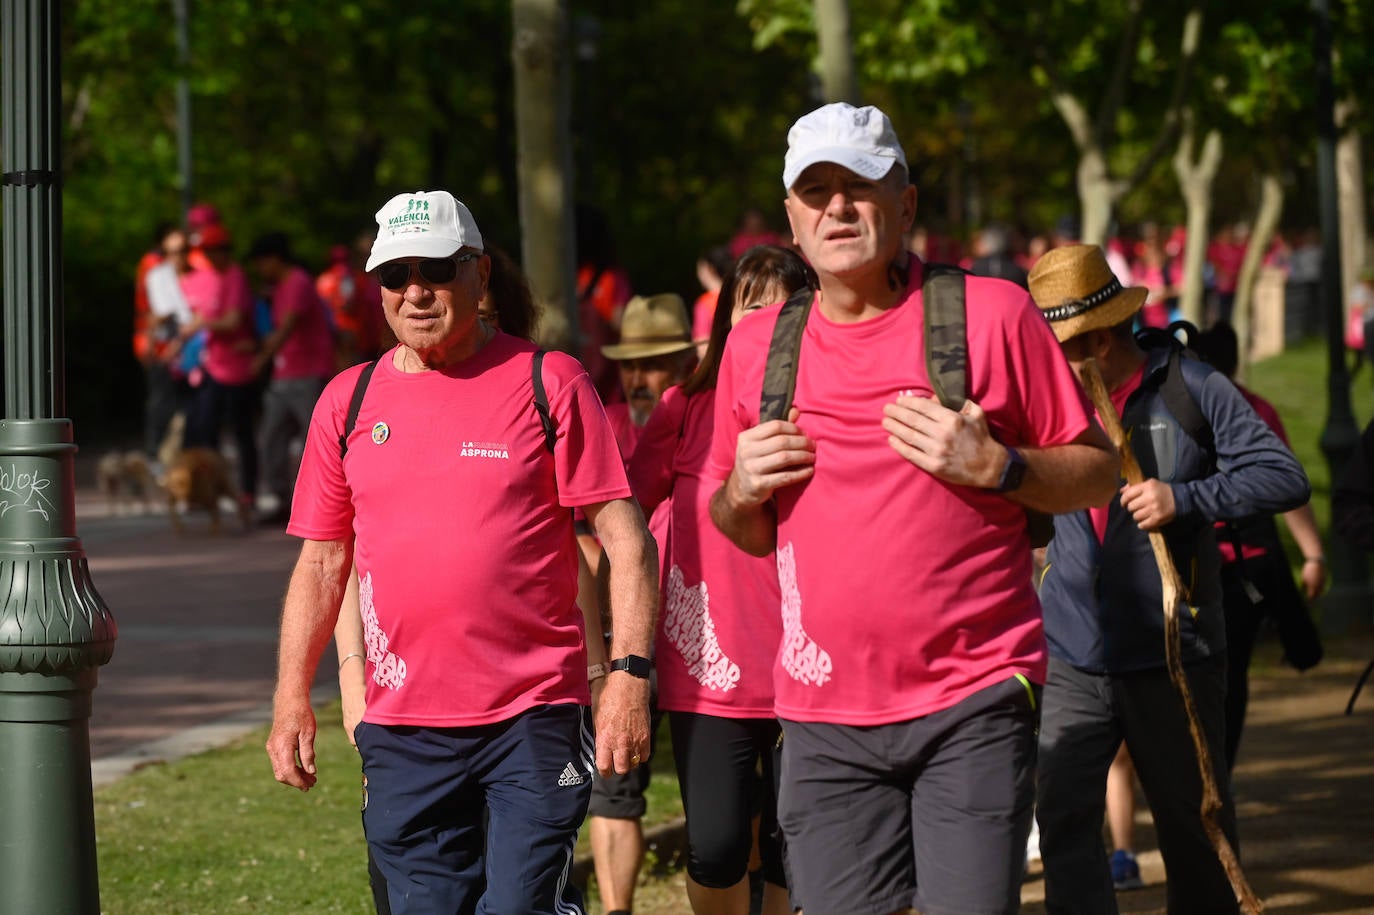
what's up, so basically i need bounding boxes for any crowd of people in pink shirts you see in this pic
[133,204,390,523]
[142,146,1324,915]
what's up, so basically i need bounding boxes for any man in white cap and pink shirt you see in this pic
[266,190,658,915]
[706,103,1120,914]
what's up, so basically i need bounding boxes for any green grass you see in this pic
[95,702,682,915]
[1244,338,1374,576]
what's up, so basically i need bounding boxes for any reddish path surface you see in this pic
[72,483,332,776]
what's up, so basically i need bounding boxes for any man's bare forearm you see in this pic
[589,499,658,659]
[275,538,353,702]
[1009,429,1120,514]
[709,474,778,557]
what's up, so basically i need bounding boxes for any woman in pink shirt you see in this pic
[627,246,814,915]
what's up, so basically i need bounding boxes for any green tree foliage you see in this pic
[55,1,812,438]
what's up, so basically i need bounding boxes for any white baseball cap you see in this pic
[782,103,908,189]
[365,190,484,271]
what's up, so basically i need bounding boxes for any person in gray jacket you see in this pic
[1027,245,1310,915]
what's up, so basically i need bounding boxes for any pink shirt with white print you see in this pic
[707,261,1096,726]
[629,384,779,718]
[288,334,631,726]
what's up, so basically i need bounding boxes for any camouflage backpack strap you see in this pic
[922,263,968,411]
[759,286,816,422]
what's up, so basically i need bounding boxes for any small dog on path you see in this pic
[162,447,251,534]
[97,450,158,515]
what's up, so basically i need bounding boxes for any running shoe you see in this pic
[1110,849,1144,890]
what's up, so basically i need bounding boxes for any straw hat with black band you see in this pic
[1028,244,1149,343]
[600,293,695,361]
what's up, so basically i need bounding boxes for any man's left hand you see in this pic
[882,395,1005,488]
[1120,479,1176,531]
[593,673,650,777]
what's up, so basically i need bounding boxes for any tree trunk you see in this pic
[1077,147,1115,245]
[512,0,576,351]
[1337,99,1367,317]
[1233,171,1284,378]
[1172,118,1222,326]
[813,0,859,104]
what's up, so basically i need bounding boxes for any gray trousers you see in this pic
[1037,656,1239,915]
[260,377,325,502]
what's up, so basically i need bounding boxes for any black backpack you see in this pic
[1134,320,1213,460]
[337,350,557,460]
[757,265,1055,547]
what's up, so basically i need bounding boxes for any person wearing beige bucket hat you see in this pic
[1027,243,1310,913]
[601,293,698,429]
[706,102,1119,915]
[587,291,696,915]
[267,191,659,915]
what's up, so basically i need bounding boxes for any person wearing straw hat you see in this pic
[707,102,1120,915]
[1028,244,1309,914]
[266,190,658,915]
[586,291,696,915]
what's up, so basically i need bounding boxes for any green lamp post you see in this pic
[1313,0,1368,632]
[0,2,117,912]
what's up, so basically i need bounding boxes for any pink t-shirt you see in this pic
[185,264,256,385]
[288,334,631,726]
[604,402,643,463]
[708,263,1095,726]
[179,266,221,332]
[272,266,336,381]
[629,385,779,717]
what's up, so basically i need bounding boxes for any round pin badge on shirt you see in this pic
[371,421,390,445]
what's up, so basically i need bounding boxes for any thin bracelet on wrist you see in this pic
[1303,556,1326,564]
[338,652,365,672]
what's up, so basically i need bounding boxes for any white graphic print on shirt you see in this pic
[777,542,832,686]
[359,571,407,690]
[663,565,741,692]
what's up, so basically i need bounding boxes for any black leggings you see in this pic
[669,711,786,889]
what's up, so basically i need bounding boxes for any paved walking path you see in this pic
[74,487,333,787]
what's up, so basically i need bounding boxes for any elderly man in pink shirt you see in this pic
[708,103,1119,915]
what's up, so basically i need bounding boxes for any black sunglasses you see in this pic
[376,253,479,291]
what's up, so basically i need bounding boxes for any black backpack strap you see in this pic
[759,286,816,422]
[922,263,969,411]
[1159,348,1214,458]
[532,350,556,454]
[338,358,381,460]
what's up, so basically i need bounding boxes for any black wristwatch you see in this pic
[608,655,653,679]
[995,446,1028,493]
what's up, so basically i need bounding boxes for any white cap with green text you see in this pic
[366,190,484,271]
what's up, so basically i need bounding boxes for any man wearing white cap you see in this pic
[266,190,658,915]
[706,103,1120,914]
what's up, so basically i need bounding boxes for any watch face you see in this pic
[999,448,1027,493]
[612,655,652,678]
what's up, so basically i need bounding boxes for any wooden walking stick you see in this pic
[1078,358,1263,915]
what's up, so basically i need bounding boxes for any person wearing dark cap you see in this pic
[1028,244,1309,914]
[265,190,656,915]
[248,232,337,523]
[707,102,1119,915]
